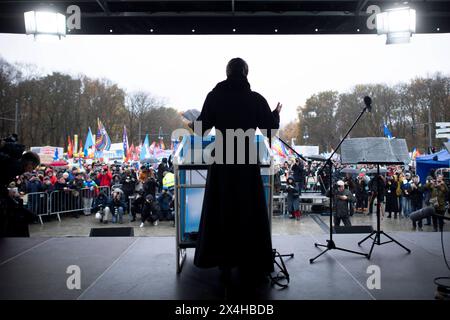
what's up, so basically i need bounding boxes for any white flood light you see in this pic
[24,11,66,39]
[376,7,416,44]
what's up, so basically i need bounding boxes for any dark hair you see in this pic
[21,151,40,167]
[226,58,248,78]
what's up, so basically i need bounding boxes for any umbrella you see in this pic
[307,155,327,162]
[367,168,388,174]
[340,167,359,174]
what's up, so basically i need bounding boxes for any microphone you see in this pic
[409,206,435,222]
[364,96,372,112]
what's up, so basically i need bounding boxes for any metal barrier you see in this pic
[25,192,53,225]
[24,186,117,225]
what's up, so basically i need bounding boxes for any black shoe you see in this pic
[425,223,432,226]
[131,218,136,222]
[387,214,391,218]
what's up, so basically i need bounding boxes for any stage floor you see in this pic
[0,232,449,300]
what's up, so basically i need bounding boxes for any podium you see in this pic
[173,134,274,273]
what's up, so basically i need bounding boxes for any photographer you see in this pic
[426,174,448,232]
[105,190,126,224]
[328,180,355,227]
[92,190,109,223]
[0,135,40,237]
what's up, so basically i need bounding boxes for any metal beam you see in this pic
[96,0,110,15]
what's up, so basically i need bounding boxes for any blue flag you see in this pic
[84,127,95,157]
[140,134,150,160]
[383,124,393,139]
[53,148,59,160]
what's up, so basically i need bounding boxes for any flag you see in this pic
[159,138,165,150]
[123,126,129,161]
[140,134,150,160]
[67,136,73,158]
[95,118,111,151]
[149,141,156,155]
[74,134,78,155]
[84,127,95,157]
[53,148,59,161]
[412,148,421,160]
[78,139,83,157]
[271,137,291,157]
[383,124,393,139]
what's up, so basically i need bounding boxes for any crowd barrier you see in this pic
[25,186,113,225]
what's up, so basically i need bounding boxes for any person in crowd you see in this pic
[82,174,98,216]
[5,183,33,236]
[112,174,121,187]
[343,173,356,194]
[105,189,126,224]
[385,174,399,219]
[25,174,43,223]
[426,174,448,232]
[162,171,175,192]
[140,194,160,227]
[158,186,174,221]
[131,189,146,222]
[42,176,54,193]
[410,174,424,231]
[355,173,367,213]
[291,158,304,193]
[330,180,355,227]
[97,165,113,187]
[401,172,413,218]
[92,190,109,223]
[395,171,404,218]
[45,168,57,185]
[121,172,136,212]
[423,176,433,226]
[274,164,282,194]
[144,172,158,198]
[157,158,169,192]
[286,177,301,220]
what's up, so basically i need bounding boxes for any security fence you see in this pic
[25,186,113,225]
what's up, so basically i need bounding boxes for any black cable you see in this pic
[440,227,450,271]
[433,216,450,298]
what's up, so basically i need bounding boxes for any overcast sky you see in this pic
[1,33,449,125]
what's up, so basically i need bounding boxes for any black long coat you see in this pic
[193,75,279,273]
[384,181,398,213]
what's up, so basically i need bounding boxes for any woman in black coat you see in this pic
[384,176,399,218]
[193,58,281,279]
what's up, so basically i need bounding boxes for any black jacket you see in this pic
[193,75,279,273]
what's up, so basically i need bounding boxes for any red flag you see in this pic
[67,136,73,158]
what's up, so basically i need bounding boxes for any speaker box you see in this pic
[89,227,134,237]
[334,225,373,234]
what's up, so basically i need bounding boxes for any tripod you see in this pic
[358,164,411,259]
[307,98,373,263]
[309,159,369,263]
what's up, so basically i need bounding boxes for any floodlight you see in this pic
[376,7,416,44]
[24,10,66,39]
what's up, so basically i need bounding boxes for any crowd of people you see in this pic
[5,150,449,234]
[6,157,176,228]
[274,157,449,232]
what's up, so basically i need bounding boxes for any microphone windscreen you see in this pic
[409,206,435,222]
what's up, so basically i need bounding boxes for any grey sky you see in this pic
[1,33,449,125]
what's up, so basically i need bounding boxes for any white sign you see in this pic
[293,145,320,157]
[436,122,450,139]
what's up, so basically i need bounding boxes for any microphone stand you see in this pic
[308,100,372,263]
